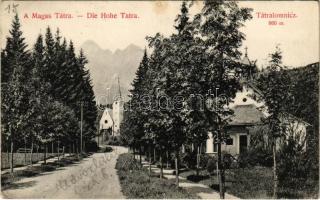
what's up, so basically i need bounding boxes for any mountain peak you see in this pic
[81,40,102,50]
[80,40,144,104]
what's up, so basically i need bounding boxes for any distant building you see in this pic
[99,75,124,138]
[99,108,113,130]
[112,98,124,136]
[205,49,311,156]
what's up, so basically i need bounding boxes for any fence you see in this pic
[1,153,60,169]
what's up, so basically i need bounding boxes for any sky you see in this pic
[1,1,319,68]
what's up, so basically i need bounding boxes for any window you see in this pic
[242,98,247,102]
[226,138,233,145]
[104,120,108,124]
[214,143,218,153]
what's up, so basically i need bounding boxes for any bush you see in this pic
[199,154,211,168]
[180,151,197,169]
[115,153,141,171]
[222,153,234,169]
[85,140,99,152]
[206,157,217,175]
[277,137,309,189]
[237,148,273,168]
[104,146,113,152]
[106,136,124,146]
[116,153,199,199]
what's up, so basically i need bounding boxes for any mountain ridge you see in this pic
[81,40,144,104]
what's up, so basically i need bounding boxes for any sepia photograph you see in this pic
[0,0,319,199]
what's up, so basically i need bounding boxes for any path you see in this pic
[141,160,239,199]
[2,146,128,199]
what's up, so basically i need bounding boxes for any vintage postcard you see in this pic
[0,0,319,199]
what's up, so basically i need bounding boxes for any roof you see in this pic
[106,108,113,119]
[241,56,251,66]
[229,104,265,125]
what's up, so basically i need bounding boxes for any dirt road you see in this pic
[2,146,128,199]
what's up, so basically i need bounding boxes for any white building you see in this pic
[205,51,310,156]
[112,98,124,136]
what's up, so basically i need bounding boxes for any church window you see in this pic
[242,98,247,102]
[104,120,108,124]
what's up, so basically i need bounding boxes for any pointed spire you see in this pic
[117,75,122,99]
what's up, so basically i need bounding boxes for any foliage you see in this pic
[1,14,98,173]
[276,135,317,197]
[85,140,99,152]
[206,157,217,175]
[116,153,198,199]
[106,136,124,146]
[115,153,142,171]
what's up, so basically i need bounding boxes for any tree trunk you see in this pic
[160,152,163,179]
[44,143,47,164]
[24,137,27,165]
[52,141,54,157]
[139,146,142,164]
[97,134,100,147]
[62,146,64,158]
[36,144,39,161]
[133,145,136,160]
[30,140,34,167]
[166,150,169,169]
[7,142,9,167]
[72,143,75,155]
[57,141,60,161]
[217,127,225,199]
[10,138,14,174]
[153,147,156,163]
[196,145,200,176]
[148,144,152,177]
[273,140,278,199]
[175,150,179,187]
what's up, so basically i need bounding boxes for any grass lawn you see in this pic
[116,153,199,199]
[1,153,89,190]
[180,166,318,199]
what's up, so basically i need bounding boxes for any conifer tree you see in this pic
[1,14,31,173]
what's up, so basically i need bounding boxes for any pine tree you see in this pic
[1,14,31,173]
[77,49,97,142]
[41,26,57,97]
[128,49,150,162]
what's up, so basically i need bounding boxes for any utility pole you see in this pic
[80,101,83,153]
